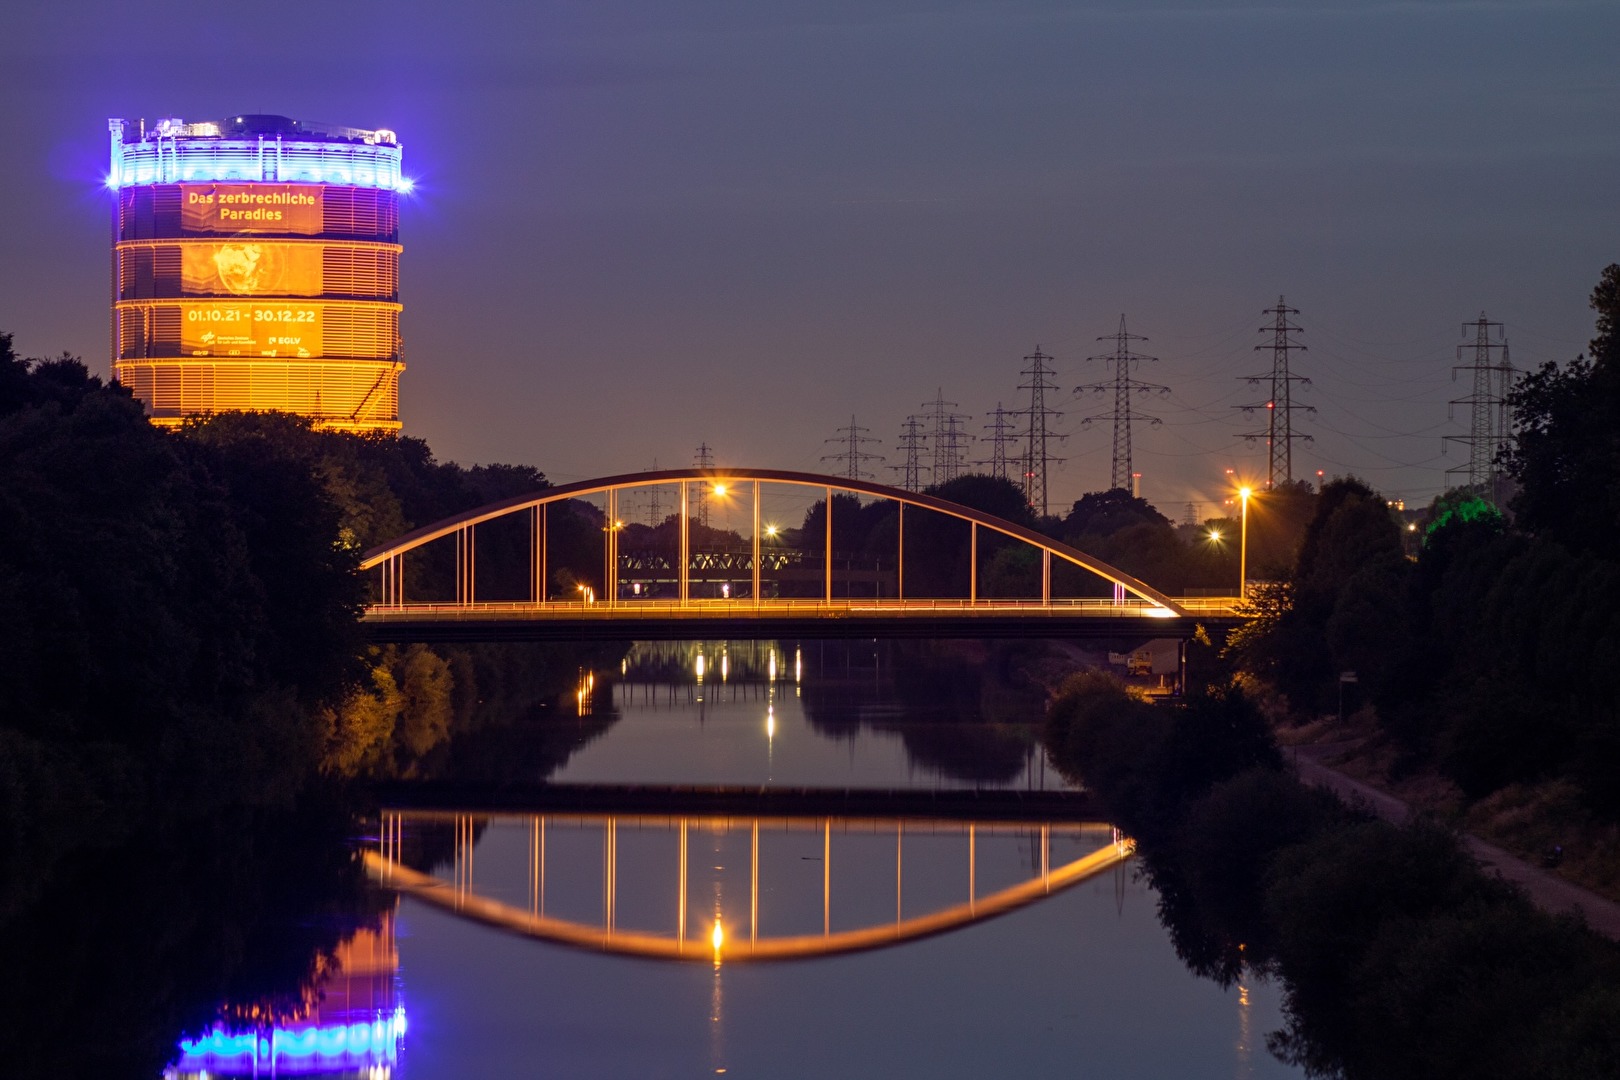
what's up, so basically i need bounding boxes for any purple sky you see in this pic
[3,1,1615,516]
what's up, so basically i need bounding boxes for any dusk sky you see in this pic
[3,0,1616,515]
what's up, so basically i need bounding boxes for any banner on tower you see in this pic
[178,301,323,358]
[180,183,324,235]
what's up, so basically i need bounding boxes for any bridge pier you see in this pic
[679,483,689,605]
[531,504,546,605]
[970,523,977,603]
[824,486,833,602]
[455,527,474,607]
[752,480,762,606]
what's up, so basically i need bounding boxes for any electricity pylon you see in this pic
[1236,297,1314,488]
[979,403,1020,482]
[693,442,715,527]
[923,390,974,485]
[1444,313,1515,505]
[892,415,930,491]
[821,415,885,480]
[1078,315,1166,492]
[1018,348,1066,516]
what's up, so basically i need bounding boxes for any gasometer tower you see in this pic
[108,114,408,431]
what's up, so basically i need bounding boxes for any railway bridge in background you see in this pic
[358,467,1243,643]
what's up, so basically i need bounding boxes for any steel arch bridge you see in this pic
[358,467,1239,641]
[370,807,1132,963]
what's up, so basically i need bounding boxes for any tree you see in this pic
[1063,488,1167,538]
[929,474,1038,528]
[1505,263,1620,557]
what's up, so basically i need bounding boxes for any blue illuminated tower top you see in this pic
[108,114,408,192]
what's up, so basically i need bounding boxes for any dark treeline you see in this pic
[0,335,617,1076]
[1229,265,1620,820]
[1042,266,1620,1078]
[1044,674,1620,1078]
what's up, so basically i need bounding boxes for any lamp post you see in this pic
[1238,487,1252,600]
[603,518,623,605]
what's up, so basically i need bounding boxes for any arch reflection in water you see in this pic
[369,810,1132,962]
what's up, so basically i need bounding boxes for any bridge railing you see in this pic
[361,596,1200,619]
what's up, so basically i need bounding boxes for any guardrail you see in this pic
[362,597,1245,620]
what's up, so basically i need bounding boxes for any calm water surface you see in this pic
[179,641,1303,1079]
[392,643,1298,1079]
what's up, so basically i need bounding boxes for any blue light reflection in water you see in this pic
[168,1005,406,1076]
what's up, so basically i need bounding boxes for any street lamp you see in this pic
[1238,487,1253,600]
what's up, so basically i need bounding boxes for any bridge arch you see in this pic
[359,467,1187,615]
[369,812,1132,963]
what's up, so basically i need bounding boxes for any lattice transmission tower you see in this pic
[693,442,715,527]
[1018,348,1066,516]
[923,390,974,485]
[979,403,1020,482]
[1078,316,1166,492]
[1236,297,1314,489]
[1443,313,1515,504]
[642,460,665,525]
[892,415,930,491]
[821,415,885,480]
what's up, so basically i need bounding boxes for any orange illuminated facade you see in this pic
[109,115,408,432]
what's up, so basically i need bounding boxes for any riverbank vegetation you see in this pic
[0,339,611,853]
[0,335,616,1075]
[1044,673,1620,1078]
[1222,265,1620,898]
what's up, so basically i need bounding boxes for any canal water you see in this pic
[176,641,1302,1079]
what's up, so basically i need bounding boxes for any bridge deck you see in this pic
[362,597,1242,642]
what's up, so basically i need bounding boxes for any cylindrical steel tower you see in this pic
[108,114,407,431]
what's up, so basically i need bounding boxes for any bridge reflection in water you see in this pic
[370,806,1132,963]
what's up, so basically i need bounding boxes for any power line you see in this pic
[1018,348,1066,516]
[1236,296,1315,488]
[1078,315,1167,492]
[1443,313,1515,505]
[821,414,885,481]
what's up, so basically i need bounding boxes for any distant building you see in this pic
[108,114,408,431]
